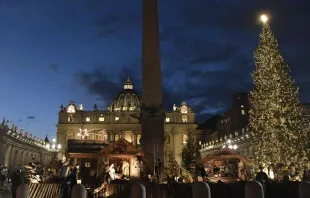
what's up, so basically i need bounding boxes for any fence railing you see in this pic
[13,181,310,198]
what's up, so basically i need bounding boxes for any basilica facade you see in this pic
[57,76,197,175]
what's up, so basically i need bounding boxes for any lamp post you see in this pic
[47,138,62,152]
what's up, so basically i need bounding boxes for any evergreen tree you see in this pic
[249,18,309,176]
[182,133,201,172]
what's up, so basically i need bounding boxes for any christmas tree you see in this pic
[249,15,309,176]
[182,133,201,173]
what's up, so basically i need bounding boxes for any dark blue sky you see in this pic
[0,0,310,139]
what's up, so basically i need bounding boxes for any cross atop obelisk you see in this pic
[140,0,165,177]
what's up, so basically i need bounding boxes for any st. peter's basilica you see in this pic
[56,76,197,178]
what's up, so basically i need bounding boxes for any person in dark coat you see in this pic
[61,174,70,198]
[69,167,77,190]
[255,166,268,193]
[155,159,162,183]
[11,170,22,198]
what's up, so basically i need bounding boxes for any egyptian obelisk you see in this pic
[140,0,165,175]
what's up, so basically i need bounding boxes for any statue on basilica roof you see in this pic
[19,129,24,136]
[44,135,49,144]
[60,104,64,112]
[94,104,98,111]
[173,104,177,111]
[11,122,15,130]
[79,104,84,111]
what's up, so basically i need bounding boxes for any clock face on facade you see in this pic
[67,105,75,113]
[180,105,188,113]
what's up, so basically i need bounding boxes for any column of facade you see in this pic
[106,130,111,142]
[57,129,67,160]
[115,130,120,141]
[133,131,137,146]
[108,130,113,142]
[174,130,182,166]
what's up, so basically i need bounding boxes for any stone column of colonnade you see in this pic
[0,142,7,165]
[13,150,21,168]
[3,144,12,167]
[9,146,16,168]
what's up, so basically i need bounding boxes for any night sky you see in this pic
[0,0,310,138]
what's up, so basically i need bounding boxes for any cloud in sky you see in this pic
[26,116,36,120]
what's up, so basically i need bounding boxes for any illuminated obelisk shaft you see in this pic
[141,0,165,175]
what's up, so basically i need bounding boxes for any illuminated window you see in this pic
[86,117,91,122]
[199,141,201,145]
[241,110,245,115]
[115,135,119,141]
[165,117,170,122]
[137,134,141,145]
[99,116,105,122]
[68,115,74,122]
[85,162,91,168]
[182,115,188,122]
[115,117,120,121]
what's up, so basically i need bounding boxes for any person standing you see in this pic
[155,159,162,183]
[255,166,268,194]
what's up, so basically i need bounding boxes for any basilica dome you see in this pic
[108,76,140,112]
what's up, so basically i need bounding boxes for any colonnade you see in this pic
[1,144,52,168]
[0,127,53,168]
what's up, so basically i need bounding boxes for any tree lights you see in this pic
[249,14,310,177]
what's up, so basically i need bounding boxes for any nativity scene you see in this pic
[66,138,145,184]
